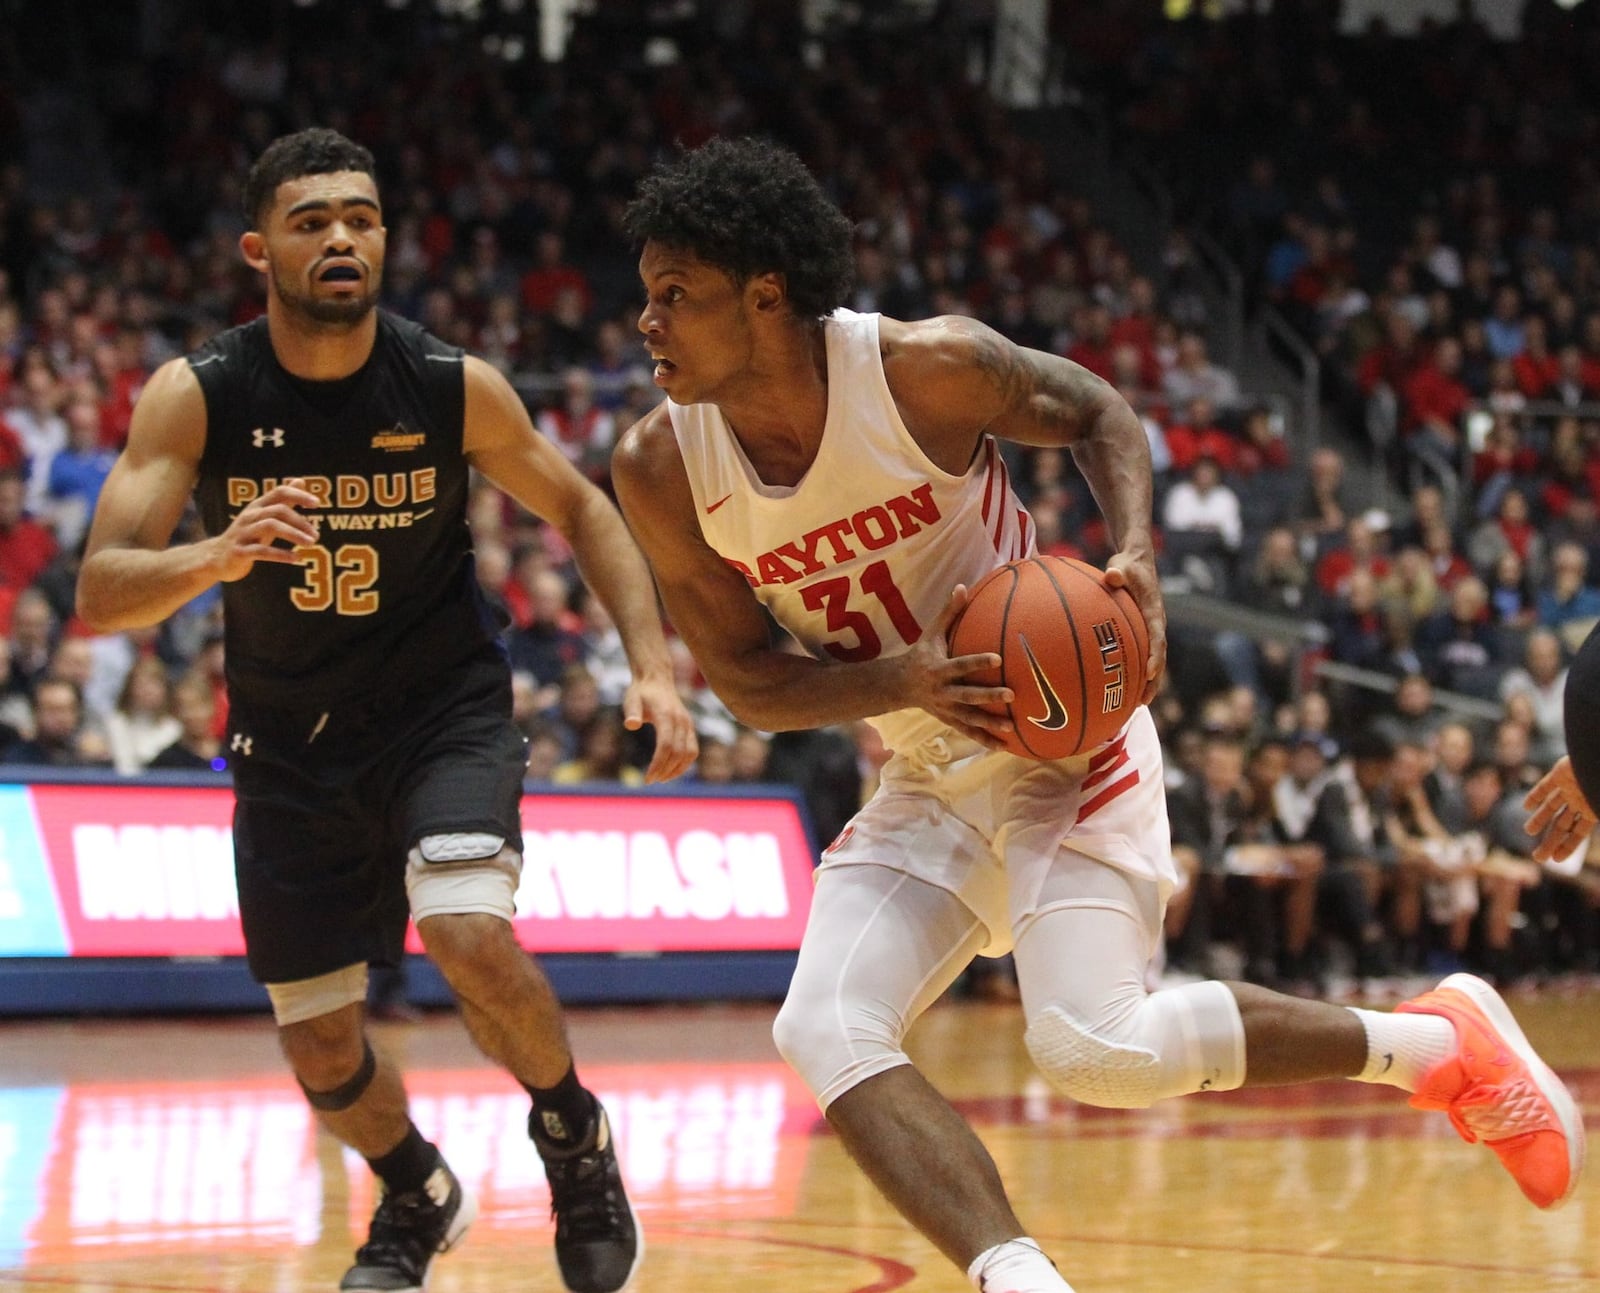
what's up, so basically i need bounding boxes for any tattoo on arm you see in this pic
[965,322,1105,443]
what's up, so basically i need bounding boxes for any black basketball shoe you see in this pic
[340,1159,477,1292]
[531,1102,642,1292]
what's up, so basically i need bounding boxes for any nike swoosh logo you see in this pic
[706,493,733,514]
[1019,635,1069,731]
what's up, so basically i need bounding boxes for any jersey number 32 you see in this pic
[291,543,380,616]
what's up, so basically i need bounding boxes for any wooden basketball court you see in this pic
[3,988,1598,1292]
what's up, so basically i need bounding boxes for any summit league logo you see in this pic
[249,423,426,451]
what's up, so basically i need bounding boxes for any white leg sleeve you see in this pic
[1012,857,1247,1108]
[772,864,990,1111]
[265,962,369,1026]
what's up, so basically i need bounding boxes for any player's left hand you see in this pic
[1104,543,1166,704]
[1524,755,1597,864]
[623,672,699,783]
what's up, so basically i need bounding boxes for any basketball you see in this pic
[946,555,1149,760]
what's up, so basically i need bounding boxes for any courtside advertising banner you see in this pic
[0,781,815,957]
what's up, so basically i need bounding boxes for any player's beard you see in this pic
[272,261,381,329]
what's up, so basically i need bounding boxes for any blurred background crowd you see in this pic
[3,0,1600,1001]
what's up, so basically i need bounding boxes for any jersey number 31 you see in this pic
[800,559,922,662]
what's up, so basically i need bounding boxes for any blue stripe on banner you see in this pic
[0,786,66,956]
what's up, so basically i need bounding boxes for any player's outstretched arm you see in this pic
[1525,755,1598,864]
[77,358,321,632]
[611,408,1014,746]
[882,314,1166,702]
[461,356,696,782]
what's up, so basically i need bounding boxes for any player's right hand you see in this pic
[211,477,322,582]
[1524,755,1598,864]
[903,584,1015,749]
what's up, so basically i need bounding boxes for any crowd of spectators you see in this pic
[3,1,1599,998]
[1035,0,1600,997]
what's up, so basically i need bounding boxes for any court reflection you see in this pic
[2,1000,1597,1292]
[0,1060,821,1271]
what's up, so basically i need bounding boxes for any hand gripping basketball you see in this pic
[946,555,1149,760]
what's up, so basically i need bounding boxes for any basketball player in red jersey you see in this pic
[611,138,1583,1293]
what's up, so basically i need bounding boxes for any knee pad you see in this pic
[414,832,509,864]
[299,1039,377,1112]
[407,836,520,923]
[772,986,912,1112]
[1024,979,1245,1109]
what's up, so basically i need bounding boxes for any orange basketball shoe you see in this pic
[1396,973,1585,1209]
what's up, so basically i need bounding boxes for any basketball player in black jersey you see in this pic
[77,128,693,1293]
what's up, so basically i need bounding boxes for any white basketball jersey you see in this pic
[668,309,1034,754]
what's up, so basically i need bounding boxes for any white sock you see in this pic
[967,1237,1076,1293]
[1346,1007,1457,1092]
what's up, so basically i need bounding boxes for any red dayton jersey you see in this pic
[668,309,1034,756]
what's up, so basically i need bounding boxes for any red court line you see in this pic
[650,1224,918,1292]
[754,1216,1600,1284]
[1032,1227,1600,1283]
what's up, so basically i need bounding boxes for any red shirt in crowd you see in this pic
[1315,548,1391,599]
[1489,516,1541,562]
[98,367,146,448]
[0,419,27,476]
[1402,361,1470,433]
[1232,433,1292,477]
[1358,336,1427,397]
[1540,474,1599,518]
[521,264,594,316]
[1064,336,1115,381]
[0,516,57,589]
[1513,349,1560,397]
[1164,423,1238,472]
[1472,443,1540,488]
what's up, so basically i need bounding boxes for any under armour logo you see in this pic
[251,427,285,448]
[230,733,253,757]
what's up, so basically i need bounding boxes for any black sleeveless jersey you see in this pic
[190,311,506,711]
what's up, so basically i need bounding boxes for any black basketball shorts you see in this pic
[229,647,529,985]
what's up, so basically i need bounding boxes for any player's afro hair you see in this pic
[623,136,854,321]
[244,128,377,228]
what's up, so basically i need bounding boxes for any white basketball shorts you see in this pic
[819,706,1175,957]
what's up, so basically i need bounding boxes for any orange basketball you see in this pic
[946,555,1149,760]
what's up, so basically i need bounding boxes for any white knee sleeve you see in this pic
[1024,979,1246,1108]
[772,982,915,1111]
[266,962,369,1027]
[773,866,991,1110]
[406,835,521,923]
